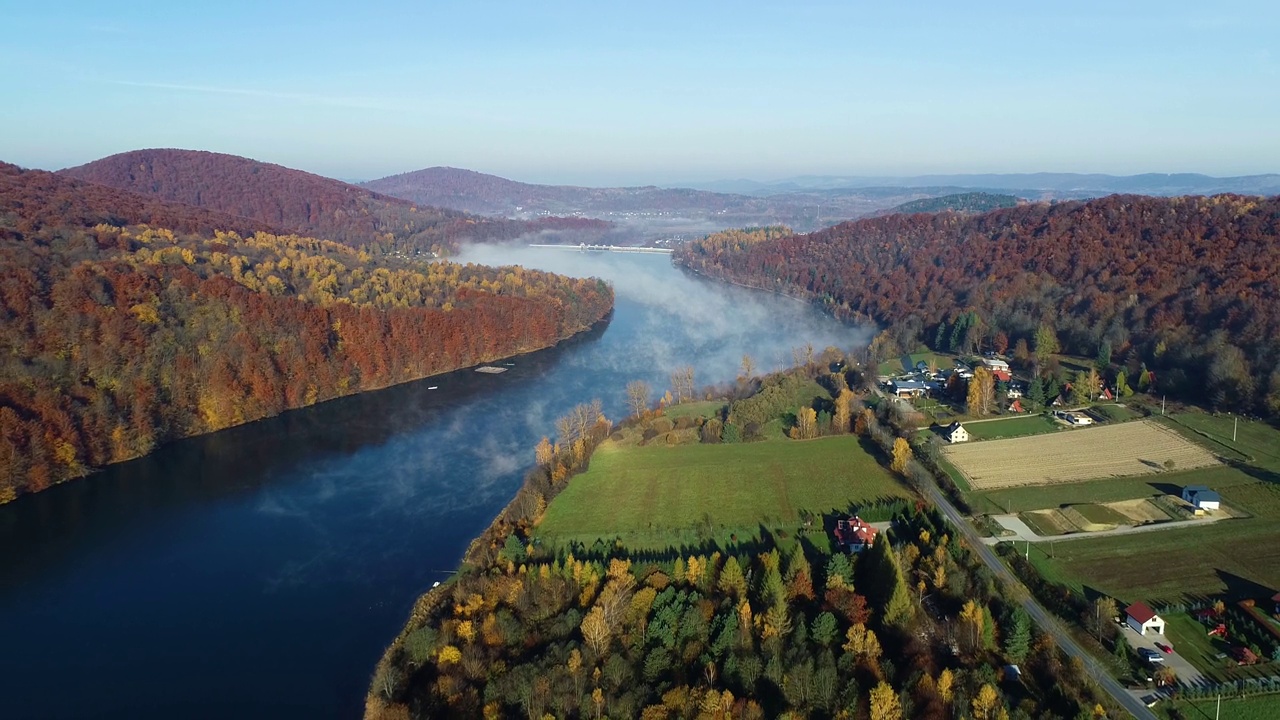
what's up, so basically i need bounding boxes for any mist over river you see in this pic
[0,251,870,719]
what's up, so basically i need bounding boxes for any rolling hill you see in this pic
[60,149,613,253]
[876,192,1020,216]
[676,194,1280,415]
[0,160,614,503]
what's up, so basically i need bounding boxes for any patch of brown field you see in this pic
[943,420,1220,489]
[1059,506,1114,532]
[1023,509,1073,535]
[1108,498,1172,524]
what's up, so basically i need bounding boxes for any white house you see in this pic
[1181,485,1221,511]
[1125,602,1166,636]
[944,422,969,443]
[983,358,1011,372]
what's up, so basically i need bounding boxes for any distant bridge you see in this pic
[528,243,674,254]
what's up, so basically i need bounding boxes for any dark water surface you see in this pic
[0,252,868,719]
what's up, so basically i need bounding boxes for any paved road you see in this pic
[922,480,1159,720]
[866,382,1156,718]
[982,513,1229,545]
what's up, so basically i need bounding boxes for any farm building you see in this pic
[833,517,878,553]
[944,422,969,443]
[1125,601,1166,636]
[1181,485,1221,510]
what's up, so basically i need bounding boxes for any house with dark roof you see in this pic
[834,517,878,553]
[1181,485,1221,511]
[890,379,928,398]
[1125,601,1166,636]
[944,422,969,443]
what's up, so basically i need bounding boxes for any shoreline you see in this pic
[0,308,615,508]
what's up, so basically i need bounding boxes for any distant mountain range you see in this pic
[685,172,1280,197]
[362,167,993,234]
[60,150,614,252]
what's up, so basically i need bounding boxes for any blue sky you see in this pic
[1,1,1276,185]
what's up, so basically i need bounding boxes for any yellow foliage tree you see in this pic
[971,683,1001,720]
[891,437,912,475]
[869,681,903,720]
[436,645,461,665]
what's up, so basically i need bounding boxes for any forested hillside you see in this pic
[878,192,1019,216]
[60,149,613,254]
[676,194,1280,414]
[0,163,614,502]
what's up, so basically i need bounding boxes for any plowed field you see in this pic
[944,420,1219,489]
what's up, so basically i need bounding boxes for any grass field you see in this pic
[970,466,1258,514]
[1025,411,1280,601]
[1162,695,1280,720]
[962,415,1061,440]
[944,420,1220,489]
[662,400,726,420]
[1072,503,1130,526]
[1160,612,1245,684]
[536,434,911,551]
[1020,511,1069,536]
[1088,404,1142,422]
[877,351,953,376]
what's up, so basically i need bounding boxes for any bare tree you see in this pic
[625,380,651,419]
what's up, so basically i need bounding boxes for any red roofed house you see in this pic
[1008,398,1024,413]
[993,370,1012,383]
[834,516,879,553]
[1125,601,1166,636]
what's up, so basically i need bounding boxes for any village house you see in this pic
[1181,485,1221,511]
[1008,398,1025,413]
[833,516,878,553]
[1006,385,1024,400]
[1125,601,1166,636]
[944,422,969,443]
[982,358,1010,373]
[890,379,928,398]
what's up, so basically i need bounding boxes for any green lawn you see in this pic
[1029,514,1280,601]
[1163,613,1231,682]
[1021,411,1280,600]
[1162,694,1280,720]
[877,351,953,376]
[536,434,911,551]
[662,400,726,420]
[1073,503,1130,526]
[1089,404,1141,423]
[963,415,1061,440]
[972,475,1164,514]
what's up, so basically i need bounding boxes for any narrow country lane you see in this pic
[921,480,1158,720]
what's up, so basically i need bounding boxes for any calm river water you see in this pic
[0,250,868,719]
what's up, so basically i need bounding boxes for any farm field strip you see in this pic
[944,420,1220,489]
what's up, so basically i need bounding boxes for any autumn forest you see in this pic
[0,161,614,503]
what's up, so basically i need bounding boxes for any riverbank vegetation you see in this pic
[368,362,1116,719]
[0,162,614,503]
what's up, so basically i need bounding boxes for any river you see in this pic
[0,250,869,719]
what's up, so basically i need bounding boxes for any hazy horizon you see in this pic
[3,1,1278,186]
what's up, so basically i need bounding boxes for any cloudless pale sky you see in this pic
[1,1,1277,185]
